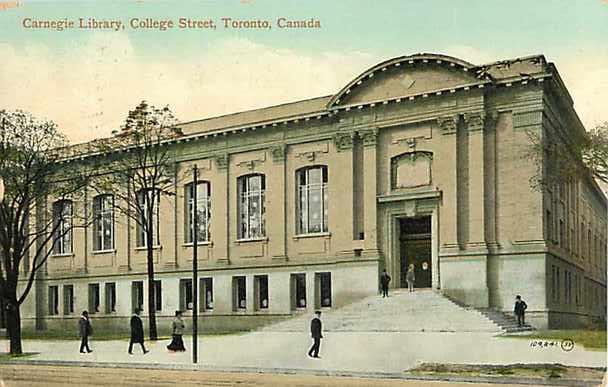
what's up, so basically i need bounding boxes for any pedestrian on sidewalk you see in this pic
[307,311,323,358]
[406,264,416,292]
[514,295,528,327]
[128,308,148,355]
[167,310,186,352]
[380,269,391,298]
[78,310,93,353]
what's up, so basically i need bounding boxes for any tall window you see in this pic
[48,286,59,315]
[132,281,144,313]
[318,272,332,308]
[105,283,116,313]
[255,275,269,310]
[186,181,211,243]
[52,200,73,255]
[201,278,213,311]
[93,195,114,251]
[136,189,160,247]
[63,285,74,315]
[88,283,100,314]
[237,174,265,239]
[297,166,328,234]
[180,279,193,311]
[233,276,246,310]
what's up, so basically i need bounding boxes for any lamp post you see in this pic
[192,165,198,364]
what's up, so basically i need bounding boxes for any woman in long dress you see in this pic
[167,310,186,352]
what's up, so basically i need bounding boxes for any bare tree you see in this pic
[526,122,608,191]
[0,110,88,354]
[93,101,181,341]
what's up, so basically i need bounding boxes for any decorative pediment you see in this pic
[328,54,485,108]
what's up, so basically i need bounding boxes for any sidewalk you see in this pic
[1,331,605,374]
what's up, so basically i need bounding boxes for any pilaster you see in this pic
[464,111,487,250]
[358,128,380,256]
[437,115,460,251]
[268,144,287,261]
[213,154,230,264]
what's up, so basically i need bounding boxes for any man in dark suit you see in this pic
[128,308,148,354]
[307,310,322,358]
[514,295,528,327]
[78,310,93,353]
[380,269,391,298]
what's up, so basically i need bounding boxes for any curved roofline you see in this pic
[327,53,477,108]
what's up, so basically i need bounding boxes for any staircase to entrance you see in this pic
[262,289,506,333]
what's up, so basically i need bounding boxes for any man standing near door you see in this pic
[380,269,391,297]
[307,311,323,358]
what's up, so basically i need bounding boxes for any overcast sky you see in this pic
[1,0,607,143]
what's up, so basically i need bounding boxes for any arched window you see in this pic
[93,194,114,251]
[237,174,265,239]
[185,181,211,243]
[297,166,328,234]
[52,200,73,255]
[136,189,160,247]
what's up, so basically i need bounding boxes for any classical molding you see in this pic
[512,110,543,131]
[463,111,485,132]
[437,115,458,135]
[214,153,229,170]
[235,153,266,171]
[269,144,286,163]
[358,128,378,147]
[332,131,355,151]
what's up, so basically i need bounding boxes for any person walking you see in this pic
[307,311,323,358]
[128,308,148,354]
[380,269,391,298]
[406,264,416,292]
[514,295,528,327]
[167,310,186,352]
[78,310,93,353]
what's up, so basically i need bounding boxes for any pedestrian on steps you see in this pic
[514,295,528,327]
[406,264,416,292]
[380,269,391,297]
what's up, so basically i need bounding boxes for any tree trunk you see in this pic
[147,231,158,341]
[6,301,23,355]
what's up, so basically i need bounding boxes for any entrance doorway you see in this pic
[400,216,432,288]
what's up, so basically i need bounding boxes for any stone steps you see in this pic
[261,289,503,333]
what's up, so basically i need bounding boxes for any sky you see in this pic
[0,0,607,144]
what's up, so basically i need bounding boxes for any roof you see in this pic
[179,95,332,136]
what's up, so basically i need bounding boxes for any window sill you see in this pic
[293,232,331,240]
[134,245,162,251]
[92,249,116,255]
[52,253,74,258]
[182,241,212,247]
[236,237,268,244]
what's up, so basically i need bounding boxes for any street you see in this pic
[0,364,539,387]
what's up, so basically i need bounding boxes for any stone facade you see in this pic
[15,53,606,333]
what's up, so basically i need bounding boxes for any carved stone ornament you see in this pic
[358,128,378,147]
[437,115,458,135]
[463,111,485,132]
[269,144,286,162]
[332,131,355,151]
[214,153,229,170]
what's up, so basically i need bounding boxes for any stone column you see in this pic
[437,115,459,251]
[213,154,230,264]
[269,144,287,261]
[359,128,379,257]
[464,111,487,250]
[431,206,440,289]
